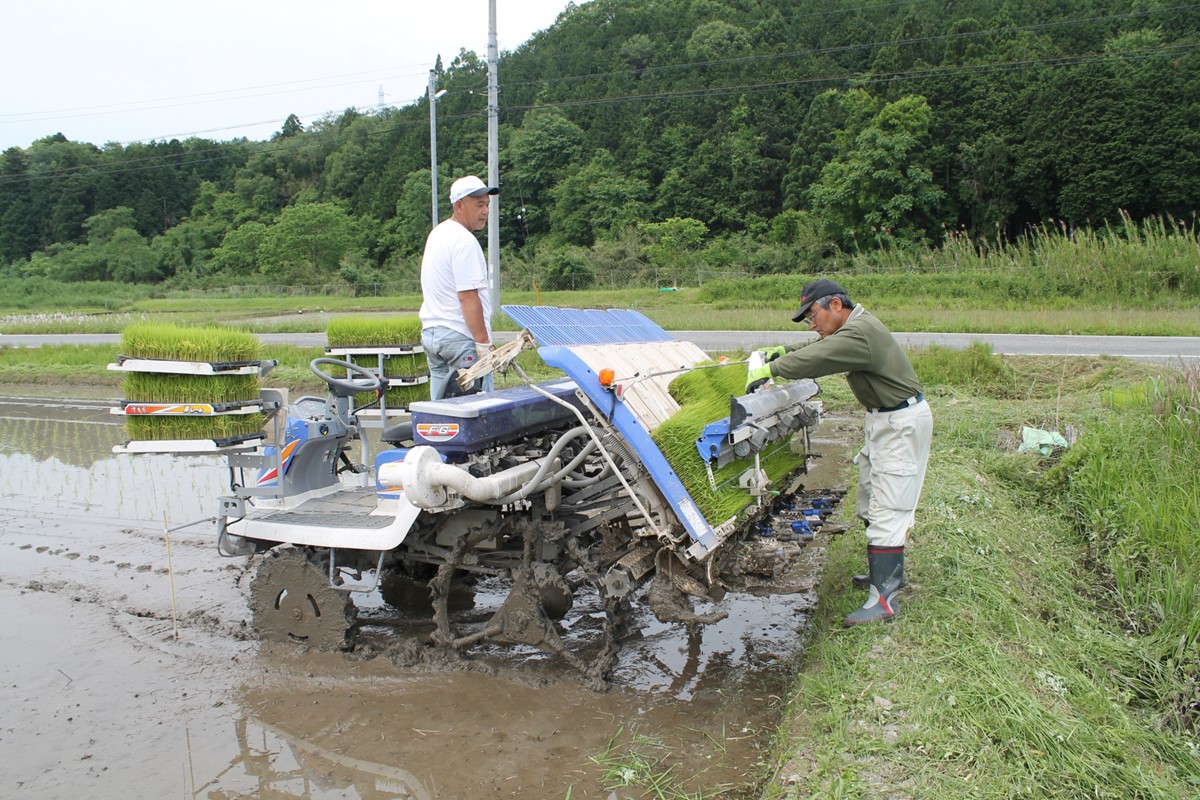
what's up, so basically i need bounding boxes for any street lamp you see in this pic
[428,70,447,227]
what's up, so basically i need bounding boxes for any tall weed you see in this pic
[1048,364,1200,731]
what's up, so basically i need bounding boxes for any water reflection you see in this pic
[198,717,431,800]
[0,396,122,466]
[0,396,230,524]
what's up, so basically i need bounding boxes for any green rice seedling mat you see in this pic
[652,362,806,525]
[326,316,428,410]
[118,324,266,441]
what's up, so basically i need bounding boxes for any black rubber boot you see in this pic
[853,562,905,590]
[850,521,906,590]
[844,547,904,626]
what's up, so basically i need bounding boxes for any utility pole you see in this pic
[428,69,445,227]
[487,0,500,304]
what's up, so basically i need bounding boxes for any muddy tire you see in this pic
[248,548,357,650]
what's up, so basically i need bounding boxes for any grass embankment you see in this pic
[2,214,1198,336]
[765,348,1200,799]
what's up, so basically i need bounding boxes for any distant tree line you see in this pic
[0,0,1196,290]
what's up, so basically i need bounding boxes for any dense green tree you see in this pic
[685,20,751,62]
[549,150,650,246]
[83,207,139,244]
[809,95,948,248]
[377,168,447,261]
[504,111,588,241]
[152,219,223,282]
[0,147,38,263]
[783,89,883,212]
[640,216,708,286]
[275,114,305,140]
[105,228,160,283]
[256,202,363,281]
[955,133,1017,239]
[211,221,268,277]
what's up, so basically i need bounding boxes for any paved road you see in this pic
[5,331,1197,363]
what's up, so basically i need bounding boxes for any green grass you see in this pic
[1047,365,1200,734]
[762,350,1200,799]
[585,725,734,799]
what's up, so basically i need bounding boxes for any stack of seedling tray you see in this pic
[109,324,277,453]
[324,316,428,421]
[652,362,807,525]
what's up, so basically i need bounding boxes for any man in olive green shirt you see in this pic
[746,279,933,626]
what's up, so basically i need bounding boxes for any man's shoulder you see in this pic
[427,219,468,242]
[846,307,890,332]
[425,220,481,256]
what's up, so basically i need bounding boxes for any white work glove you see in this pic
[474,341,493,362]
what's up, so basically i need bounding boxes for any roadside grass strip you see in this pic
[764,352,1200,799]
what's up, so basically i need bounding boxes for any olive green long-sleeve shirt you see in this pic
[768,305,922,410]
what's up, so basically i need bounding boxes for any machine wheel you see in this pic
[249,548,357,650]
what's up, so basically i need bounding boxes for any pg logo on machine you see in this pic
[416,422,460,442]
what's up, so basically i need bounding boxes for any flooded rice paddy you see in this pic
[0,394,853,799]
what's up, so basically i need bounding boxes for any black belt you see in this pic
[870,393,923,413]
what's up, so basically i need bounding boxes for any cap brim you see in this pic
[791,302,813,323]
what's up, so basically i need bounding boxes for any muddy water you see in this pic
[0,394,855,799]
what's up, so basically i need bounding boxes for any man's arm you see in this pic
[457,289,490,344]
[773,327,871,380]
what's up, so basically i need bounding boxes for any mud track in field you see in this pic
[0,393,857,799]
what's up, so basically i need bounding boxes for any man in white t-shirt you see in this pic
[418,175,500,400]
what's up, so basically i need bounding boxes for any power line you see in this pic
[504,43,1199,114]
[0,64,439,123]
[502,3,1200,91]
[0,33,1194,186]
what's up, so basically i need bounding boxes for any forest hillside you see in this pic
[1,0,1196,291]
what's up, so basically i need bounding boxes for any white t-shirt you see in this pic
[418,219,491,341]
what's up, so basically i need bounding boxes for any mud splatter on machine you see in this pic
[111,307,837,686]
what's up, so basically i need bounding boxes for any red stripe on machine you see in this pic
[417,422,460,441]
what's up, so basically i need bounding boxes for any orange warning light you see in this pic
[598,368,615,387]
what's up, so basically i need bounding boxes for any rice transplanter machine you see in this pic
[112,307,834,685]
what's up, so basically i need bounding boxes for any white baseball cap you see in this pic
[449,175,499,204]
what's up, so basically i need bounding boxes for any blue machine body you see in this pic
[407,379,583,457]
[503,305,722,553]
[254,414,310,487]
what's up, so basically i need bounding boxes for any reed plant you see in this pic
[325,315,427,410]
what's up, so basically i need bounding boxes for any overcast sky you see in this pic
[0,0,578,151]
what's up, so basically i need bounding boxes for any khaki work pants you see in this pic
[854,400,933,548]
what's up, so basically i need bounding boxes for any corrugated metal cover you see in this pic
[502,305,673,345]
